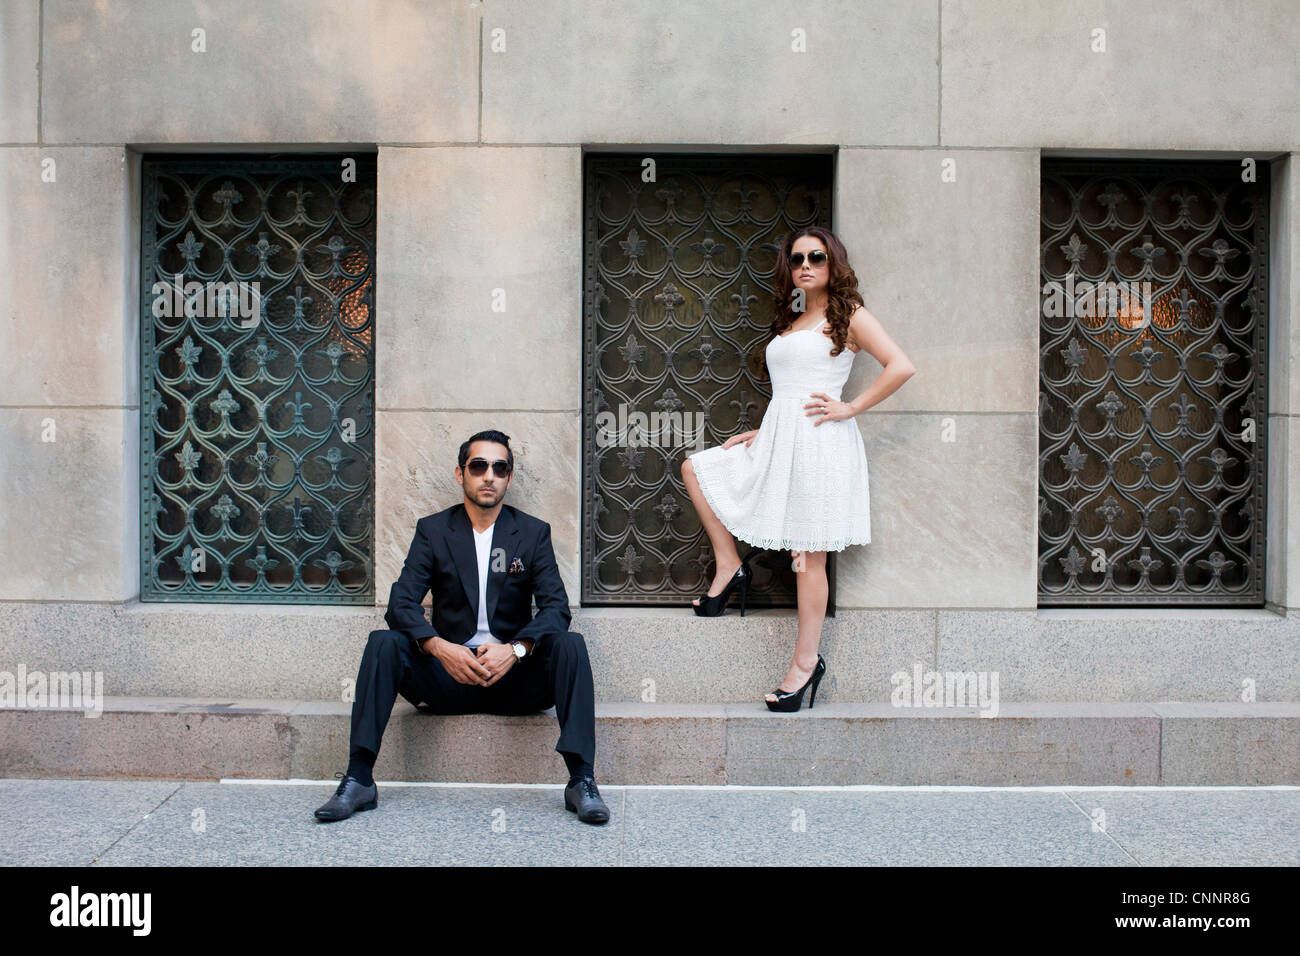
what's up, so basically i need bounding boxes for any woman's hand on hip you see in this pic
[806,393,854,425]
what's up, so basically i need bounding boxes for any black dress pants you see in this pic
[349,629,596,768]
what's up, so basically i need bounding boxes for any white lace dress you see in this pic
[688,317,871,552]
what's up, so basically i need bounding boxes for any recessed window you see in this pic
[139,155,377,603]
[1038,159,1269,605]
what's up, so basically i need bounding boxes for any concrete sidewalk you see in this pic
[1,778,1296,866]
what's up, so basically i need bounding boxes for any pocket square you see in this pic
[508,556,526,575]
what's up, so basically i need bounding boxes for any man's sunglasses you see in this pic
[465,457,511,478]
[789,250,828,268]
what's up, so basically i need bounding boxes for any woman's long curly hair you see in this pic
[752,226,864,381]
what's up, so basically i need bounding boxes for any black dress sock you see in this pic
[563,751,594,783]
[347,746,377,787]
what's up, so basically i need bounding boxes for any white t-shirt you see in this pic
[464,522,504,649]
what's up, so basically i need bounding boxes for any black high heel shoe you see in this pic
[765,655,826,712]
[692,551,756,617]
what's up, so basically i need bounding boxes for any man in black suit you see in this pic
[314,429,609,824]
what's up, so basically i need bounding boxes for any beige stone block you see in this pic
[835,148,1040,413]
[941,0,1300,149]
[0,702,293,779]
[0,0,39,142]
[1267,155,1295,418]
[1285,416,1300,609]
[724,702,1162,786]
[1265,155,1294,608]
[943,608,1300,702]
[0,408,137,602]
[1153,702,1300,785]
[1265,413,1289,607]
[481,0,937,145]
[40,0,477,144]
[0,148,132,406]
[375,146,583,411]
[836,412,1038,608]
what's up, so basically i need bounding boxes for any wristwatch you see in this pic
[510,640,527,660]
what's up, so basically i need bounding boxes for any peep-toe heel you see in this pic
[764,655,826,712]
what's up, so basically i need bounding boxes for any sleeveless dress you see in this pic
[687,317,871,552]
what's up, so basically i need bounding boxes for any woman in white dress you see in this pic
[680,227,916,711]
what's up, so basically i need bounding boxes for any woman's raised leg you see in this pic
[681,457,743,605]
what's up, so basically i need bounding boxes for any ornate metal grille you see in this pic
[140,155,376,603]
[582,154,834,606]
[1039,159,1268,605]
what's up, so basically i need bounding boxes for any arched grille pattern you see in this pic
[582,154,834,606]
[1039,159,1268,605]
[140,155,376,603]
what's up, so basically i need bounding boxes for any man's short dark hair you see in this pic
[458,429,514,473]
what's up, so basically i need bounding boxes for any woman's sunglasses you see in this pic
[789,250,828,269]
[465,457,511,477]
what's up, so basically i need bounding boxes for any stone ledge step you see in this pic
[2,699,1296,786]
[6,602,1300,703]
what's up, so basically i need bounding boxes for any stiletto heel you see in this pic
[692,550,757,617]
[808,662,825,708]
[764,655,826,712]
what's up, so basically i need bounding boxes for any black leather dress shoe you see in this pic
[314,773,378,822]
[564,776,610,824]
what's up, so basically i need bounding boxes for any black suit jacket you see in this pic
[383,502,571,651]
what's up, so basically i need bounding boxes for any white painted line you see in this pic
[219,778,1300,792]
